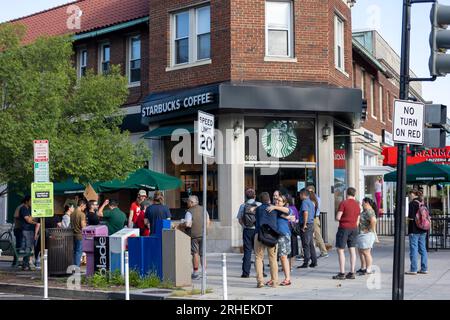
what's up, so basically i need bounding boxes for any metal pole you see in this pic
[201,156,207,295]
[43,249,48,300]
[222,253,228,300]
[40,218,45,279]
[125,251,130,300]
[447,185,449,215]
[393,0,411,301]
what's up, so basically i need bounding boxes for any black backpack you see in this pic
[243,203,257,228]
[258,224,280,247]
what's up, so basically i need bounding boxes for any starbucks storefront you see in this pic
[141,82,362,252]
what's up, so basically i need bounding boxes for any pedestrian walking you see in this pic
[297,189,318,269]
[268,195,293,286]
[71,199,87,267]
[144,193,171,235]
[179,195,210,280]
[356,198,378,275]
[254,192,279,288]
[333,187,360,280]
[236,188,261,278]
[128,189,147,228]
[98,199,127,235]
[406,189,429,275]
[307,185,328,258]
[18,195,37,271]
[12,196,29,267]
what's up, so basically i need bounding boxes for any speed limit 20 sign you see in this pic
[197,111,215,158]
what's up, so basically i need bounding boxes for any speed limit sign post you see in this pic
[197,111,214,295]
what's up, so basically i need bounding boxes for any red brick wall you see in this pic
[73,24,149,107]
[353,54,399,136]
[148,0,231,93]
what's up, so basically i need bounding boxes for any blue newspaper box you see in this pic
[155,219,171,237]
[128,236,163,279]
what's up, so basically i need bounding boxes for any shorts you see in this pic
[277,234,291,257]
[191,237,203,256]
[335,227,358,249]
[357,232,376,249]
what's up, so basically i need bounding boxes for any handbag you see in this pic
[258,224,280,247]
[290,222,301,237]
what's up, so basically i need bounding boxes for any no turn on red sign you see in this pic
[393,100,424,145]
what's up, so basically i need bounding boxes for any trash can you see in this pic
[162,229,191,286]
[82,225,108,276]
[129,236,163,279]
[47,228,74,276]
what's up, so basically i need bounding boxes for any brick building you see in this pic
[2,0,367,251]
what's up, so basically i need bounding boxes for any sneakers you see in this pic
[356,269,367,275]
[191,272,201,280]
[319,253,329,258]
[418,270,428,274]
[332,273,346,280]
[296,256,304,261]
[345,272,355,279]
[405,271,417,275]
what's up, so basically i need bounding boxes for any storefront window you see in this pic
[164,132,218,220]
[334,125,348,210]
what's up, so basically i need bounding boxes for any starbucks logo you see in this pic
[261,121,297,158]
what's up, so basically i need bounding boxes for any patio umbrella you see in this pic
[97,168,182,192]
[384,161,450,184]
[54,179,101,195]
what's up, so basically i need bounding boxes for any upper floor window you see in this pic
[78,49,87,78]
[361,70,365,98]
[128,35,141,84]
[379,85,384,123]
[266,1,293,57]
[387,91,392,121]
[370,77,376,119]
[99,43,110,75]
[334,15,345,71]
[172,5,211,66]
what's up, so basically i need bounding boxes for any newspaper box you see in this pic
[109,228,139,275]
[82,225,108,276]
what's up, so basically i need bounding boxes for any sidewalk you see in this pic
[191,236,450,300]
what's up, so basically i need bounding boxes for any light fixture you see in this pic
[322,123,331,141]
[347,0,356,8]
[233,121,242,140]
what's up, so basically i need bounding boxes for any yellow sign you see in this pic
[31,182,54,218]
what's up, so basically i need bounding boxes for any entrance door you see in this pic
[244,166,316,198]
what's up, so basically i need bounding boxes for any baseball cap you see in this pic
[138,190,147,197]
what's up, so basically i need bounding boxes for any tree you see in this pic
[0,24,151,196]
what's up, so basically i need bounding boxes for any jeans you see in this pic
[73,239,83,267]
[409,233,428,272]
[21,230,34,267]
[13,228,23,265]
[242,228,255,276]
[300,223,317,265]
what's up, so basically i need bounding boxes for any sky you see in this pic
[1,0,449,109]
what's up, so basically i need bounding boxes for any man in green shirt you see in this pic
[98,199,127,235]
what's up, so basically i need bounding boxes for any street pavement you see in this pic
[191,236,450,300]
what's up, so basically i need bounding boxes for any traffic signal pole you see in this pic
[394,0,437,300]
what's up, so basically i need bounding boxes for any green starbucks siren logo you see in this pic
[261,121,297,158]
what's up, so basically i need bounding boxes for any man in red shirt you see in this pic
[128,190,147,230]
[333,187,360,280]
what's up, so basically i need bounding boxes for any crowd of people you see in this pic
[236,186,430,288]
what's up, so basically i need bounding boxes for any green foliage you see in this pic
[0,24,151,191]
[86,270,173,289]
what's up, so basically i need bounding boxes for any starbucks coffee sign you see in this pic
[261,121,297,158]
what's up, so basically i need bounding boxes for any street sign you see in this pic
[197,111,215,158]
[393,100,424,145]
[31,182,54,218]
[34,162,49,183]
[33,140,49,162]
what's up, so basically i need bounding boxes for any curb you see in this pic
[0,283,167,300]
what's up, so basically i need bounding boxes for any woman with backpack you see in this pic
[356,198,378,275]
[406,189,429,275]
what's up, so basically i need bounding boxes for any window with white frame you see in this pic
[370,77,376,118]
[334,15,345,71]
[128,35,141,84]
[387,91,392,121]
[78,49,87,78]
[99,43,110,75]
[361,149,377,167]
[379,85,384,122]
[265,1,293,57]
[172,5,211,66]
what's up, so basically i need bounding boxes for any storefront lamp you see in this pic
[233,121,242,140]
[322,123,331,140]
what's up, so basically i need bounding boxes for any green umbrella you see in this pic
[97,168,182,192]
[54,179,101,195]
[384,161,450,184]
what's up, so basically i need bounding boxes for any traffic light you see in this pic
[424,104,448,148]
[429,2,450,77]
